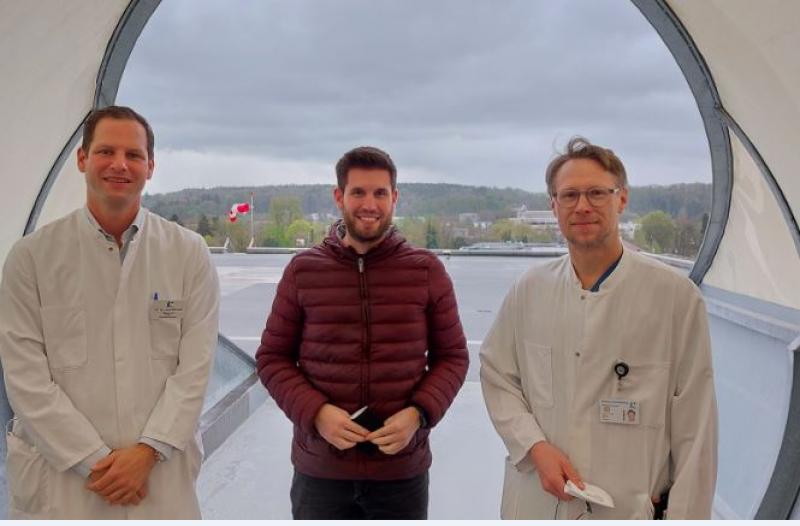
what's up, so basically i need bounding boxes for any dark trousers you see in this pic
[290,470,429,520]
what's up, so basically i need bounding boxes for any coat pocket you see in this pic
[6,428,50,518]
[500,456,521,519]
[40,305,87,369]
[616,361,671,428]
[501,456,557,519]
[149,318,181,359]
[519,341,554,408]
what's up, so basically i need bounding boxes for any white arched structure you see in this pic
[631,2,800,519]
[0,0,798,519]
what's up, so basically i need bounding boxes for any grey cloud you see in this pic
[118,0,710,192]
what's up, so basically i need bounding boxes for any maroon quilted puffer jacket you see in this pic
[256,224,468,480]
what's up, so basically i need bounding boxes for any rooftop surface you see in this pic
[199,253,546,519]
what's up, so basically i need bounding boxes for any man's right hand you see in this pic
[87,445,156,505]
[88,467,148,506]
[314,403,369,450]
[529,441,585,501]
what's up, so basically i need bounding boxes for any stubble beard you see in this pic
[566,232,610,250]
[564,224,615,251]
[342,210,393,245]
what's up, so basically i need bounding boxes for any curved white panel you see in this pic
[668,0,800,247]
[708,316,792,519]
[704,134,800,309]
[0,0,128,260]
[35,145,87,229]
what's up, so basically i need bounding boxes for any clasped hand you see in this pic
[86,444,156,506]
[314,404,421,455]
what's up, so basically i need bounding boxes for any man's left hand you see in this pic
[86,444,157,505]
[366,407,421,455]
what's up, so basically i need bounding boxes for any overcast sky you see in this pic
[117,0,711,195]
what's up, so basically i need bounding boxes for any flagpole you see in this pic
[250,191,255,246]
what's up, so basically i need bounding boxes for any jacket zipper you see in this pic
[358,257,371,408]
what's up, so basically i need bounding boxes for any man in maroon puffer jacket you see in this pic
[256,146,468,519]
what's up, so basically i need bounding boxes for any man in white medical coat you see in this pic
[480,137,717,519]
[0,106,220,519]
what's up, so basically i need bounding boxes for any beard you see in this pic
[564,223,617,250]
[341,208,394,244]
[565,231,611,250]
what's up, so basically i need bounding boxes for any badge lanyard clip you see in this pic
[614,360,629,391]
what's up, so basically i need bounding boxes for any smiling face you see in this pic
[551,158,627,252]
[334,167,398,253]
[78,117,154,214]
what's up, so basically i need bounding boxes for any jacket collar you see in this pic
[82,205,146,242]
[321,219,406,262]
[566,246,631,295]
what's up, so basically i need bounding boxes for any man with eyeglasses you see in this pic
[480,137,717,519]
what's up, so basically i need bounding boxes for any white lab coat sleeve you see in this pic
[0,243,109,472]
[480,282,546,470]
[141,237,220,450]
[138,436,173,460]
[667,288,718,519]
[72,445,112,478]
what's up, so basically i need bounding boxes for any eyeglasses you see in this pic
[551,187,621,207]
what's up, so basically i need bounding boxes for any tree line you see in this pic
[633,210,708,257]
[145,182,710,223]
[149,182,711,257]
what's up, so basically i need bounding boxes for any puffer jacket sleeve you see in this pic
[410,256,468,427]
[256,257,328,433]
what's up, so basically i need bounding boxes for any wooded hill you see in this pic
[142,182,711,223]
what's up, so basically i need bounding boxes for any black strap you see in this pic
[653,491,669,519]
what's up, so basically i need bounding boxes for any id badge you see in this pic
[599,399,640,425]
[150,299,185,320]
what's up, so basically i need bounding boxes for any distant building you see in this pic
[460,241,525,251]
[458,212,480,225]
[508,205,557,226]
[450,227,470,239]
[619,221,638,238]
[510,204,527,217]
[514,210,557,226]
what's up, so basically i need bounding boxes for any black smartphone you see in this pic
[350,406,383,454]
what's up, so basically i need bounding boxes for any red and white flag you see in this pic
[228,202,251,222]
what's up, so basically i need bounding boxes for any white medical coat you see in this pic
[480,250,717,519]
[0,208,220,519]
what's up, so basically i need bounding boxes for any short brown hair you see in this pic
[82,105,155,159]
[335,146,397,190]
[545,136,627,195]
